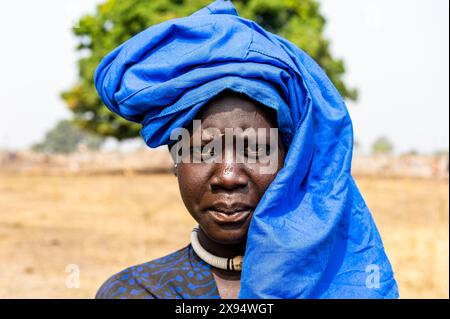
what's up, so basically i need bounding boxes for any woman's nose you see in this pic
[210,162,248,192]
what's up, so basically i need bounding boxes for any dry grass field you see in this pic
[0,173,448,298]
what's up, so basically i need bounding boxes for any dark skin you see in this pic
[171,91,286,299]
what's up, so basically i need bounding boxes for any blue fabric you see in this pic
[95,0,398,298]
[96,245,221,299]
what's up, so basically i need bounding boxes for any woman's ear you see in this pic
[173,163,178,177]
[168,144,178,177]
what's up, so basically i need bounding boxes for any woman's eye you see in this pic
[190,146,216,161]
[202,146,215,157]
[244,144,270,159]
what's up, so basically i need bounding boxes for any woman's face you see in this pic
[175,92,286,245]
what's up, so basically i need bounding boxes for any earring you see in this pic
[173,163,178,176]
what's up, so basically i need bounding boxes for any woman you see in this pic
[94,0,398,299]
[96,90,284,299]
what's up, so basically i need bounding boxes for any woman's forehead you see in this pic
[195,91,278,130]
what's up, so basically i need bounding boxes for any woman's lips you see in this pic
[207,208,252,224]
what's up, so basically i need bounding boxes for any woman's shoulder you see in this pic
[95,245,193,299]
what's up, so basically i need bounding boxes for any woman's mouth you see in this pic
[206,204,253,224]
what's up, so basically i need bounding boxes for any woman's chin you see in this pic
[204,223,249,245]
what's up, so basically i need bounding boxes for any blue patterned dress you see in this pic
[95,245,221,299]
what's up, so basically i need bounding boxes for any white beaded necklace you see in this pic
[190,226,243,272]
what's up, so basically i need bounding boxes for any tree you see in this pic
[405,149,419,156]
[32,120,105,154]
[62,0,357,140]
[371,136,394,155]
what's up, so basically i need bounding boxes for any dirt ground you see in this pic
[0,173,448,298]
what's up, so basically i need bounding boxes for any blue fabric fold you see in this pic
[95,0,398,298]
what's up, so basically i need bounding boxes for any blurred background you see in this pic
[0,0,448,298]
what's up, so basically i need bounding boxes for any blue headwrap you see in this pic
[95,0,398,298]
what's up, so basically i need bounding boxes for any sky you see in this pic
[0,0,448,154]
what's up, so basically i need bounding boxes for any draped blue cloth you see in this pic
[95,0,398,298]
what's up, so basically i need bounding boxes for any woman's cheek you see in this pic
[177,164,207,212]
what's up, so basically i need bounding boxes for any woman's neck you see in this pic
[197,227,246,259]
[197,227,245,280]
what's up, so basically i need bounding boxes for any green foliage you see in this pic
[372,136,394,155]
[32,120,105,154]
[405,149,419,156]
[62,0,357,140]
